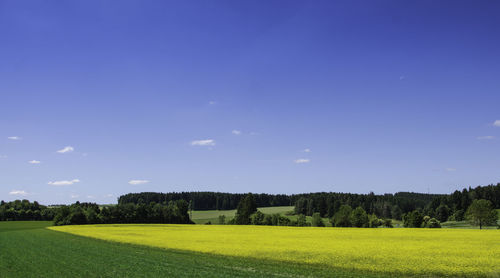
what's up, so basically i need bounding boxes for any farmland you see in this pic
[0,221,378,278]
[50,223,500,277]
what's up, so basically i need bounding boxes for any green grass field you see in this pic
[0,221,385,278]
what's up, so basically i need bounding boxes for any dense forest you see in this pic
[118,191,441,214]
[118,192,292,210]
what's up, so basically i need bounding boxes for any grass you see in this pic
[1,221,388,278]
[52,224,500,277]
[191,206,294,224]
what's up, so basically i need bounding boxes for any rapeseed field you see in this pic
[50,224,500,277]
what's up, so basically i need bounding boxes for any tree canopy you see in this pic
[465,199,498,229]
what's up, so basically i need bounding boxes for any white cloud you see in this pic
[303,148,311,153]
[494,120,500,127]
[28,160,41,164]
[477,136,494,140]
[232,130,242,135]
[294,158,310,164]
[70,194,79,199]
[128,179,150,185]
[87,195,95,199]
[8,136,21,140]
[445,168,456,172]
[48,179,80,186]
[399,75,405,80]
[209,100,216,105]
[0,155,7,158]
[106,194,114,198]
[57,146,74,153]
[191,139,215,146]
[9,190,28,196]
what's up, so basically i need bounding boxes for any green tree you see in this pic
[403,210,424,228]
[250,211,265,225]
[383,218,393,228]
[311,212,325,227]
[331,205,352,227]
[296,214,307,227]
[391,205,402,220]
[426,218,441,228]
[234,193,257,225]
[466,199,498,229]
[435,204,450,222]
[368,214,382,228]
[218,215,226,225]
[350,207,369,227]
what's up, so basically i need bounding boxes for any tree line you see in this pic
[53,200,193,226]
[0,200,56,221]
[118,192,292,210]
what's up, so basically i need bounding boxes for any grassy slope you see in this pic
[0,221,385,278]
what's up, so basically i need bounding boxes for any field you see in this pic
[1,221,377,278]
[50,224,500,277]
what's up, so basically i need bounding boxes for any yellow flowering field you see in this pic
[50,224,500,277]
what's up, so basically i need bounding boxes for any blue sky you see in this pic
[1,1,499,204]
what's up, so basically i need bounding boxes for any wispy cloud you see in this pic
[232,130,241,135]
[191,139,215,146]
[70,194,79,199]
[48,179,80,186]
[494,120,500,127]
[209,100,216,105]
[8,136,21,140]
[445,168,456,172]
[477,136,494,140]
[28,160,41,164]
[0,155,7,158]
[128,179,150,185]
[57,146,74,153]
[294,158,310,164]
[303,148,311,153]
[9,190,28,196]
[399,75,405,80]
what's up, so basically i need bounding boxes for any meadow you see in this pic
[50,223,500,277]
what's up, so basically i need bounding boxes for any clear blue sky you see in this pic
[1,1,499,204]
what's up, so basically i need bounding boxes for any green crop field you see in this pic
[191,206,294,224]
